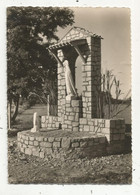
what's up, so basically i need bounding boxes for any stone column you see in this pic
[57,47,78,125]
[57,49,66,124]
[82,36,101,118]
[91,37,101,118]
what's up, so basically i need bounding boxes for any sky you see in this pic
[57,7,131,98]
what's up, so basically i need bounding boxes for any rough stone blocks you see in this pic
[61,137,71,148]
[40,152,45,158]
[48,137,54,142]
[53,142,61,148]
[37,137,44,142]
[30,136,34,141]
[20,147,25,153]
[73,127,79,131]
[45,148,52,155]
[25,148,32,155]
[71,142,79,148]
[34,141,39,146]
[45,142,52,148]
[80,118,87,125]
[33,150,40,157]
[71,100,80,107]
[84,125,90,131]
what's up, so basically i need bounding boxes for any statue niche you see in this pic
[62,56,77,100]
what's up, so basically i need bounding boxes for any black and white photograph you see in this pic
[0,0,140,194]
[7,7,132,184]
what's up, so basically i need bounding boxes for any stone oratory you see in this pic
[46,26,102,132]
[17,27,127,159]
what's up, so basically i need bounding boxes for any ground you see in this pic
[8,104,132,184]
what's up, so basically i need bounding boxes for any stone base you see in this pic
[17,130,127,160]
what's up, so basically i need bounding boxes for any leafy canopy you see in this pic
[7,7,74,99]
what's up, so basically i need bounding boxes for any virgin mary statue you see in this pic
[62,57,77,99]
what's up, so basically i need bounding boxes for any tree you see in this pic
[7,7,74,126]
[95,70,131,119]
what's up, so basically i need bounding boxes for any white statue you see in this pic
[31,112,40,132]
[62,57,77,100]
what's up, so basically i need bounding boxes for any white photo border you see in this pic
[0,0,139,195]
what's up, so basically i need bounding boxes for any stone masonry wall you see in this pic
[79,118,125,143]
[17,131,107,159]
[17,130,126,159]
[41,116,60,130]
[82,37,101,119]
[91,37,101,118]
[57,50,66,124]
[62,99,82,131]
[57,36,101,124]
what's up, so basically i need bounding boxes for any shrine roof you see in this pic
[48,26,103,50]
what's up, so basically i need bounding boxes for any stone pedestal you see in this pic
[66,95,77,101]
[62,99,82,131]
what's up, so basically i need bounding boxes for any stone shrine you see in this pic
[17,27,128,159]
[43,26,102,131]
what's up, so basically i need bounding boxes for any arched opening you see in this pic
[75,56,83,97]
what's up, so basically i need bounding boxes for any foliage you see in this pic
[96,70,131,119]
[7,7,74,124]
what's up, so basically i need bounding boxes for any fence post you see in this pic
[47,95,50,116]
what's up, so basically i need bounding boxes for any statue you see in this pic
[31,112,40,132]
[62,57,77,100]
[47,48,77,100]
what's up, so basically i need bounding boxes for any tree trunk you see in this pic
[8,100,12,129]
[12,95,19,122]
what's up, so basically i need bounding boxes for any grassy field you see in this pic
[12,104,48,130]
